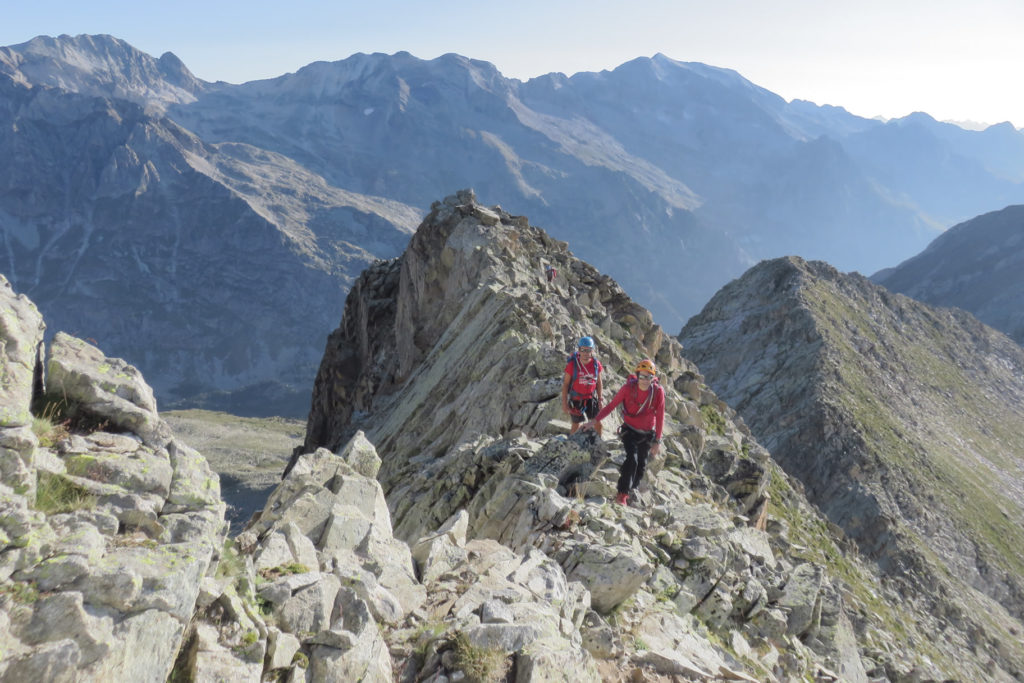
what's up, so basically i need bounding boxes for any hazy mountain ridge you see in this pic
[171,48,950,302]
[680,256,1024,676]
[0,34,202,111]
[873,204,1024,345]
[0,39,420,415]
[5,34,1024,414]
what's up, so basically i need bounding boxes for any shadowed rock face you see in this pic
[873,203,1024,346]
[681,255,1024,673]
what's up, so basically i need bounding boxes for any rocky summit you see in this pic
[681,255,1024,680]
[1,194,1019,682]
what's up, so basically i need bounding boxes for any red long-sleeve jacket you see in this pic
[594,376,664,440]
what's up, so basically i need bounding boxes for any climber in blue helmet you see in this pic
[561,336,603,436]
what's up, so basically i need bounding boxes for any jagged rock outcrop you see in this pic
[873,203,1024,345]
[681,255,1024,680]
[289,191,993,681]
[0,275,226,682]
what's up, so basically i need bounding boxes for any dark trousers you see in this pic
[617,426,654,494]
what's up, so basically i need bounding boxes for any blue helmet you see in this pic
[577,336,595,348]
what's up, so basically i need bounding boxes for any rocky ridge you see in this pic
[292,190,994,681]
[680,256,1024,679]
[1,194,1012,681]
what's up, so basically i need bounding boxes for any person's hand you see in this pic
[650,441,662,457]
[562,403,570,415]
[580,420,595,431]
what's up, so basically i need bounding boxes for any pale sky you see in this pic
[3,0,1023,129]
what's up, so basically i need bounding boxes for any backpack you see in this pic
[566,352,601,400]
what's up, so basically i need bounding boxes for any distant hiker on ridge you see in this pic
[544,263,557,292]
[583,359,664,506]
[562,336,603,437]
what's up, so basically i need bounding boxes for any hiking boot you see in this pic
[615,492,629,506]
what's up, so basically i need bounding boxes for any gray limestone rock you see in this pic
[46,333,172,449]
[0,275,45,429]
[563,543,653,614]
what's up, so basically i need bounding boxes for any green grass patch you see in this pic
[0,580,39,604]
[700,404,726,436]
[31,415,69,448]
[451,630,509,682]
[259,563,311,581]
[34,472,97,515]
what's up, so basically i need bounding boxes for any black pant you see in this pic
[617,426,654,495]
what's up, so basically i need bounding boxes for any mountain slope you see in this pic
[680,256,1024,675]
[0,40,419,415]
[873,204,1024,345]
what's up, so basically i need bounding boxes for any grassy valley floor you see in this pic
[162,409,304,532]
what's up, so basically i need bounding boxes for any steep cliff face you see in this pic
[681,256,1024,675]
[873,203,1024,346]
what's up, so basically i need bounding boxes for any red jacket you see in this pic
[594,376,664,439]
[564,355,602,399]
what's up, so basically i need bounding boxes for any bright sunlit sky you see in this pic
[4,0,1024,129]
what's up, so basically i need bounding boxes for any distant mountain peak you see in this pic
[0,32,202,110]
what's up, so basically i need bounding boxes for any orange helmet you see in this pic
[635,359,657,376]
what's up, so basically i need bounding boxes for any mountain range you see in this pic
[3,33,1024,415]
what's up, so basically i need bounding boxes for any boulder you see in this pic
[45,333,172,449]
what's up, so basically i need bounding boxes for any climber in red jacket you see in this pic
[583,359,664,506]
